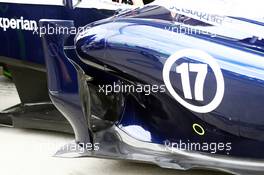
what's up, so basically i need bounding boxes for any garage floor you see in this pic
[0,76,226,175]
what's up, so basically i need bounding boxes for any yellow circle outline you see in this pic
[192,124,205,136]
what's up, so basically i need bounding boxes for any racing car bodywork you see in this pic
[42,2,264,175]
[0,0,140,131]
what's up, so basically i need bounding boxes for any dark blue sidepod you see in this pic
[42,5,264,175]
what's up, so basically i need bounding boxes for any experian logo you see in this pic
[0,16,38,31]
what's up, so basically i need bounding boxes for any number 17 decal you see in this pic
[163,49,225,114]
[176,63,208,101]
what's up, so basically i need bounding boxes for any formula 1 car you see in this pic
[39,0,264,174]
[0,0,153,131]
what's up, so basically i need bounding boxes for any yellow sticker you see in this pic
[192,123,205,136]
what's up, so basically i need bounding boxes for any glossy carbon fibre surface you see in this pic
[41,4,264,175]
[54,125,264,175]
